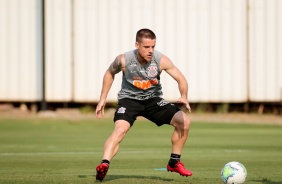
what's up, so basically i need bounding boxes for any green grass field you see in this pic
[0,117,281,184]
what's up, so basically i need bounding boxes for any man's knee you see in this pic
[183,117,190,131]
[114,120,131,137]
[171,111,190,131]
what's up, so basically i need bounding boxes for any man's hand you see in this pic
[177,97,191,113]
[96,100,106,119]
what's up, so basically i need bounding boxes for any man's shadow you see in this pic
[105,174,174,182]
[78,174,173,182]
[251,179,282,184]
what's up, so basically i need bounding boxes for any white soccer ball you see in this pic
[221,161,247,184]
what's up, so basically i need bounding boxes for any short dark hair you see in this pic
[136,28,156,42]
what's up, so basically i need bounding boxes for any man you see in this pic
[95,28,192,181]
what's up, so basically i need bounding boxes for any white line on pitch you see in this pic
[0,150,166,156]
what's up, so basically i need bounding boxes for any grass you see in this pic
[0,117,281,184]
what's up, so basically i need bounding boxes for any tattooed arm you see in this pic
[96,55,125,118]
[108,55,124,75]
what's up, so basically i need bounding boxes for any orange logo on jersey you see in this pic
[133,79,158,90]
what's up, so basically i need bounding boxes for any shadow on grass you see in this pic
[105,175,174,182]
[251,179,282,184]
[78,174,173,182]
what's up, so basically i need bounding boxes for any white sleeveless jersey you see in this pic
[117,49,163,100]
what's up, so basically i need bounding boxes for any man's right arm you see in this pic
[99,55,123,100]
[96,55,124,118]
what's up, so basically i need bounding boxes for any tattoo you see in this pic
[108,56,122,74]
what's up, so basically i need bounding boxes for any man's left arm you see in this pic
[160,55,191,112]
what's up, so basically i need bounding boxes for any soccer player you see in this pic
[95,28,192,181]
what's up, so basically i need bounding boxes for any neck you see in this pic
[136,52,147,66]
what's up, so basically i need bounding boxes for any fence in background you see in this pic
[0,0,282,105]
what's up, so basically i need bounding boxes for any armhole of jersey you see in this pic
[123,50,135,75]
[124,50,136,64]
[154,50,162,73]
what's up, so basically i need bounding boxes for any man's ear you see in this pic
[135,42,139,49]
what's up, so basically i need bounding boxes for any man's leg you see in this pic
[167,111,192,176]
[170,111,190,154]
[102,120,131,160]
[96,120,131,181]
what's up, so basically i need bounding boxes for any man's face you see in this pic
[135,38,156,62]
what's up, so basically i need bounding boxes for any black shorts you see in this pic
[113,97,181,126]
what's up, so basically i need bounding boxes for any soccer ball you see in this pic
[221,161,247,184]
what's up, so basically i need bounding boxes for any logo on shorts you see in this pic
[157,99,169,106]
[117,107,126,113]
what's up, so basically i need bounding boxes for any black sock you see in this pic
[101,159,110,166]
[168,153,181,167]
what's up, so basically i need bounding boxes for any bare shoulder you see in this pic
[159,54,175,71]
[108,54,126,74]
